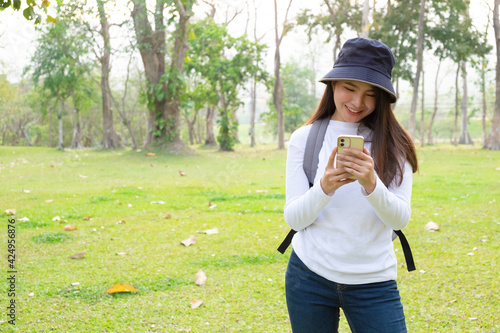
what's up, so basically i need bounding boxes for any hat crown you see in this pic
[335,38,394,80]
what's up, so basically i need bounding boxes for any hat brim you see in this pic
[319,66,397,103]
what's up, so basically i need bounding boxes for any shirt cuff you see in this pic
[361,176,380,197]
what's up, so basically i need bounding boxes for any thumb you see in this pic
[327,146,338,168]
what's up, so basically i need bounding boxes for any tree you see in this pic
[486,0,500,150]
[372,1,421,97]
[186,19,267,151]
[0,0,57,24]
[261,60,317,134]
[273,0,293,150]
[26,18,94,150]
[296,0,362,65]
[94,0,122,149]
[131,0,195,149]
[361,0,370,37]
[408,0,425,141]
[0,76,38,146]
[248,0,265,148]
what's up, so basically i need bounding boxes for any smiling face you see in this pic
[331,80,377,123]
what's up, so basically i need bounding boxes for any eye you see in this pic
[344,86,354,92]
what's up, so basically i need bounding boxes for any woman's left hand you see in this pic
[336,147,377,194]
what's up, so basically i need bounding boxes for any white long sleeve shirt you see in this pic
[284,120,413,284]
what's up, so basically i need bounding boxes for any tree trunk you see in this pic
[273,0,292,150]
[71,107,83,149]
[427,57,442,145]
[124,119,138,150]
[58,99,64,151]
[97,0,121,149]
[250,77,257,147]
[232,108,240,143]
[485,0,500,150]
[131,0,167,147]
[481,56,487,146]
[184,111,198,145]
[162,0,194,149]
[408,0,425,140]
[459,63,473,144]
[420,69,425,147]
[205,105,217,146]
[454,63,460,146]
[361,0,370,37]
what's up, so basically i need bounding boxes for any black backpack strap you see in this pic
[277,229,297,254]
[394,230,416,272]
[278,119,416,273]
[277,117,330,253]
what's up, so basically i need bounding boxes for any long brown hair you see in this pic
[305,83,418,187]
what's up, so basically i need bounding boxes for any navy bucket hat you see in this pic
[319,37,397,103]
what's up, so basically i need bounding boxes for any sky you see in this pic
[0,0,494,110]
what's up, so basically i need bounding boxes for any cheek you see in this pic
[366,99,376,112]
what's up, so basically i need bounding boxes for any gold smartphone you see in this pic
[336,135,365,179]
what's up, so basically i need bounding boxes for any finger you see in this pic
[327,146,338,168]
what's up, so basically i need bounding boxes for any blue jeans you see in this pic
[286,251,407,333]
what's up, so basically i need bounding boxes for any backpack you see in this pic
[277,117,416,272]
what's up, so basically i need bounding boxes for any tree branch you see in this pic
[278,0,293,45]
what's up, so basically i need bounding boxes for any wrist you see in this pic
[364,177,376,194]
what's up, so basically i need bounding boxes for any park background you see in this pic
[1,0,499,332]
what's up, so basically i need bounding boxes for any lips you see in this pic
[346,106,362,115]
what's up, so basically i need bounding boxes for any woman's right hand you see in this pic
[320,147,357,195]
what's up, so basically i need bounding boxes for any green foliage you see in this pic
[261,60,318,134]
[186,18,268,151]
[26,18,94,102]
[0,0,58,24]
[371,0,421,83]
[296,0,362,44]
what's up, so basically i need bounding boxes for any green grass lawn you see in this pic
[0,144,498,332]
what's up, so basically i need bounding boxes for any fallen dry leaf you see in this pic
[19,217,29,222]
[83,216,92,220]
[71,282,80,287]
[194,269,207,286]
[116,252,127,256]
[181,235,196,247]
[23,189,31,193]
[45,199,54,203]
[255,190,268,193]
[208,201,216,209]
[150,164,156,167]
[424,222,439,232]
[116,220,126,224]
[106,283,138,294]
[179,170,186,176]
[190,299,203,309]
[28,292,34,297]
[63,225,76,231]
[78,174,88,179]
[52,216,61,221]
[4,209,16,215]
[69,251,87,259]
[197,228,219,235]
[146,153,156,156]
[164,214,172,219]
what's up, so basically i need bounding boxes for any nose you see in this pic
[352,92,364,108]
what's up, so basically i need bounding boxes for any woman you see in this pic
[284,38,418,332]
